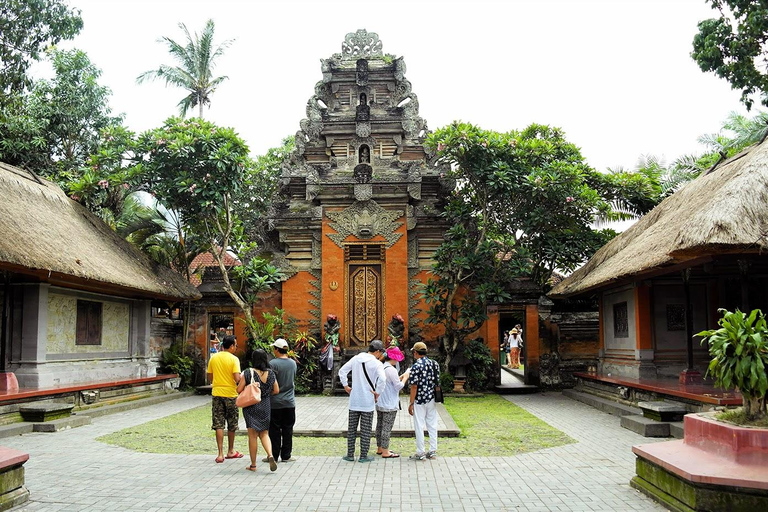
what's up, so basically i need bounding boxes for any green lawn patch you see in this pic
[97,394,574,457]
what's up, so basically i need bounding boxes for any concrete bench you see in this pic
[19,402,74,422]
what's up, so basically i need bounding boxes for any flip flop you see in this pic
[215,456,225,463]
[382,452,400,458]
[225,451,244,459]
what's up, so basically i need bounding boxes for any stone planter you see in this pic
[631,412,768,511]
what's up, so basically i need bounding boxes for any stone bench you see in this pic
[19,402,74,422]
[0,446,29,510]
[638,400,686,422]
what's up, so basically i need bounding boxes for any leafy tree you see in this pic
[0,0,82,98]
[424,122,619,365]
[137,19,232,118]
[136,117,282,341]
[0,48,123,181]
[691,0,768,110]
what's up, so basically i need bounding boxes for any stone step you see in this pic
[669,421,684,439]
[74,390,195,418]
[19,403,74,422]
[0,423,34,439]
[32,415,91,433]
[620,414,671,437]
[562,389,638,417]
[638,400,687,422]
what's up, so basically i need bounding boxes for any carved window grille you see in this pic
[76,300,102,345]
[345,244,384,262]
[666,304,686,331]
[613,301,629,338]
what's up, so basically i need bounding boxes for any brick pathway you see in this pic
[5,392,665,511]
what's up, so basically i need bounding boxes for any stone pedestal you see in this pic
[0,447,29,511]
[631,413,768,511]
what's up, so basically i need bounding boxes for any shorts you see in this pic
[211,396,239,431]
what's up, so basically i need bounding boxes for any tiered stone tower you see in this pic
[270,29,451,347]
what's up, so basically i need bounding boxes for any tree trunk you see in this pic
[745,395,767,421]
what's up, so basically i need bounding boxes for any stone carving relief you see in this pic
[311,233,322,270]
[356,59,369,86]
[407,235,418,269]
[341,29,383,59]
[299,96,324,141]
[326,200,403,248]
[354,183,373,201]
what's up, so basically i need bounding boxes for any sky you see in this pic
[49,0,750,172]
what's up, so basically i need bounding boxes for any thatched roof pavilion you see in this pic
[0,162,201,302]
[550,138,768,299]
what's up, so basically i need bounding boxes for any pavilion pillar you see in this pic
[634,283,656,379]
[524,304,539,385]
[680,268,702,384]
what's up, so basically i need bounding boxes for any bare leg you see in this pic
[215,429,225,460]
[259,430,278,471]
[247,428,259,470]
[226,430,237,457]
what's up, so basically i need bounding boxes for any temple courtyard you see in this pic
[4,389,666,511]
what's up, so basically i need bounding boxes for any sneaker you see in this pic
[426,451,437,459]
[342,455,356,462]
[268,456,278,472]
[358,456,375,463]
[261,457,269,463]
[408,453,426,461]
[280,457,297,463]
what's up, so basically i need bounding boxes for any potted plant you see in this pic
[697,308,768,424]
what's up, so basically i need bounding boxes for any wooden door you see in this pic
[348,264,382,346]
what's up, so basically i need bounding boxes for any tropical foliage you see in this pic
[0,0,82,98]
[424,122,620,365]
[692,0,768,110]
[698,308,768,422]
[0,48,123,181]
[137,19,232,118]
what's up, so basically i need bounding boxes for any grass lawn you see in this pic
[97,394,574,457]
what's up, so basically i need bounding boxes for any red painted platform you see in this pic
[574,372,742,406]
[0,374,178,405]
[0,447,28,470]
[633,414,768,491]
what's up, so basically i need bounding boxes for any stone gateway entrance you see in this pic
[267,30,451,348]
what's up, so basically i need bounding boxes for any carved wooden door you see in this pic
[348,264,382,346]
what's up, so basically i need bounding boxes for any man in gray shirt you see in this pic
[268,338,297,462]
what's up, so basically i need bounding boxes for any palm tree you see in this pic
[137,19,232,118]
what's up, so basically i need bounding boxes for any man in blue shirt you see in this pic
[407,341,439,460]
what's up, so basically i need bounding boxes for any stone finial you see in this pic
[342,29,383,59]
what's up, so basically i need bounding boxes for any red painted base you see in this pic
[679,369,702,385]
[633,414,768,490]
[0,373,18,392]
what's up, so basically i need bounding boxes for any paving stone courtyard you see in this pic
[4,390,667,511]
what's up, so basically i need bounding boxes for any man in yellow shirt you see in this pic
[206,335,243,463]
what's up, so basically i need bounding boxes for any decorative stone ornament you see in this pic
[342,29,383,59]
[326,200,403,248]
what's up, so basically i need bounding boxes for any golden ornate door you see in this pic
[348,264,382,346]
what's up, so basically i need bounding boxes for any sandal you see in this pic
[268,455,278,472]
[225,451,244,459]
[246,465,257,472]
[215,456,225,463]
[382,452,400,458]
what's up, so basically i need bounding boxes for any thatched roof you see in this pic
[550,139,768,298]
[0,162,201,302]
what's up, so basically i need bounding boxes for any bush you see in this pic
[698,308,768,422]
[161,345,194,389]
[464,338,498,391]
[439,372,454,391]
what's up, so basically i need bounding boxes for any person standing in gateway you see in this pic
[267,338,297,463]
[206,335,243,463]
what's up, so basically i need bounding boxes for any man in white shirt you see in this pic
[338,339,386,462]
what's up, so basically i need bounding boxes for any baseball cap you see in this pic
[271,338,289,349]
[411,341,427,353]
[369,339,385,352]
